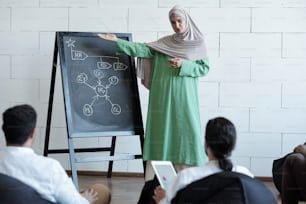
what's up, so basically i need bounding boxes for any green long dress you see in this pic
[116,39,209,166]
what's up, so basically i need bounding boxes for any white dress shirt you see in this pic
[0,147,89,204]
[160,160,254,204]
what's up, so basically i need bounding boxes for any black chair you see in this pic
[0,173,56,204]
[171,171,277,204]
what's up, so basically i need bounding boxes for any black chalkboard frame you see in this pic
[57,31,144,138]
[43,32,145,188]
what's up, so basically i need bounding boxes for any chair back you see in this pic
[0,173,56,204]
[171,171,277,204]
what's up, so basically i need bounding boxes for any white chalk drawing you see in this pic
[66,38,128,116]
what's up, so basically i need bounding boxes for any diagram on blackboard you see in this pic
[65,38,128,117]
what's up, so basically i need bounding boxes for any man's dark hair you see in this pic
[2,104,37,145]
[205,117,237,171]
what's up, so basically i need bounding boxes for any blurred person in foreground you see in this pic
[0,104,111,204]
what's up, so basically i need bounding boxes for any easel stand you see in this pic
[43,32,145,190]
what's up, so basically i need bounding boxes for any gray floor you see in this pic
[78,174,281,204]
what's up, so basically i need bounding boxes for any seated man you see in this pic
[282,143,306,204]
[0,104,111,204]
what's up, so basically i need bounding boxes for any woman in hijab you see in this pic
[98,5,209,179]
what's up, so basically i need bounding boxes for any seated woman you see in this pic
[282,143,306,204]
[153,117,254,204]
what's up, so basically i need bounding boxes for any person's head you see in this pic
[2,104,37,146]
[205,117,237,171]
[168,5,204,43]
[169,5,187,34]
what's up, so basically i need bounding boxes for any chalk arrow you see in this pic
[97,61,112,69]
[113,62,128,70]
[71,50,88,60]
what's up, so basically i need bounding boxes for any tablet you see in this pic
[151,160,177,189]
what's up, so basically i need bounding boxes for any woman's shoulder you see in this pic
[178,161,221,180]
[232,165,254,178]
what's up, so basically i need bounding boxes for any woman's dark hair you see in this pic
[2,104,37,145]
[205,117,236,171]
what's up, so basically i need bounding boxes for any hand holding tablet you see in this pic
[151,160,177,189]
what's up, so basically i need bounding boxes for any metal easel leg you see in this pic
[68,137,79,190]
[107,136,116,178]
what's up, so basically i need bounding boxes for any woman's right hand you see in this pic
[168,57,182,69]
[97,33,118,42]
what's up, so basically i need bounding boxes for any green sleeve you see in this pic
[116,38,154,58]
[179,58,210,77]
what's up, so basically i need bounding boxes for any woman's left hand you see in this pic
[153,186,166,203]
[294,144,306,157]
[168,58,182,69]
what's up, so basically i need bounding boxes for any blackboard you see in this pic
[57,32,144,137]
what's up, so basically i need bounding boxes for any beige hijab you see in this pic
[137,5,207,89]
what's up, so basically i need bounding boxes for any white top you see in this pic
[0,147,89,204]
[160,160,254,204]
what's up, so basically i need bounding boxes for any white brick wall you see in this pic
[198,82,219,108]
[250,108,306,133]
[200,107,250,132]
[0,32,39,55]
[253,8,306,32]
[192,8,251,32]
[220,82,281,108]
[221,0,306,8]
[0,9,10,31]
[204,32,219,57]
[220,33,282,57]
[12,55,52,79]
[221,0,282,7]
[39,32,57,56]
[159,0,218,8]
[0,0,39,7]
[283,33,306,58]
[0,56,10,78]
[0,79,40,103]
[0,1,306,177]
[40,0,98,8]
[251,158,275,176]
[12,8,68,31]
[129,8,170,32]
[99,0,158,8]
[233,133,282,158]
[203,57,251,82]
[251,58,306,82]
[69,8,128,32]
[282,82,306,108]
